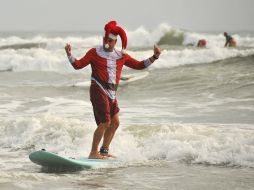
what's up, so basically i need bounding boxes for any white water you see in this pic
[0,96,254,168]
[1,23,254,72]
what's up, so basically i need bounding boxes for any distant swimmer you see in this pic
[197,39,207,48]
[224,32,237,47]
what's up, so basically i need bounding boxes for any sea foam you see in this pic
[1,23,254,72]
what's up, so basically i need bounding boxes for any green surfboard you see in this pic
[29,150,115,170]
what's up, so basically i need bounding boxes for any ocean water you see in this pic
[0,24,254,190]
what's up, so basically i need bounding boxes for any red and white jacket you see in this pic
[68,46,152,99]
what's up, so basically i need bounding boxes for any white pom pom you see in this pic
[121,49,126,54]
[105,44,109,49]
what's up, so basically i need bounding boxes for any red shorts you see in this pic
[90,81,120,125]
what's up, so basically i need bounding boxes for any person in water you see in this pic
[224,32,237,47]
[197,39,207,48]
[65,21,161,159]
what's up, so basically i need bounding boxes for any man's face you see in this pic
[104,37,117,51]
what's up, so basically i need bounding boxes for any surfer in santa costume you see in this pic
[65,21,161,159]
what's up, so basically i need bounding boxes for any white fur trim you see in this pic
[96,46,122,60]
[67,54,76,64]
[109,33,117,40]
[144,58,152,67]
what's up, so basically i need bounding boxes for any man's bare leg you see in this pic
[100,114,119,157]
[88,121,110,159]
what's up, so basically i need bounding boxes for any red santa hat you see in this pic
[104,21,127,50]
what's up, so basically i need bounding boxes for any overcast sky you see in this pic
[0,0,253,32]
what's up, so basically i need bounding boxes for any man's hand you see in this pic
[153,44,161,59]
[65,43,72,56]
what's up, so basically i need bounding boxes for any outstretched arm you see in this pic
[125,45,161,69]
[64,43,92,70]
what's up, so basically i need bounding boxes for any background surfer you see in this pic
[224,32,237,47]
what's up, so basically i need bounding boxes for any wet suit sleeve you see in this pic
[124,54,152,70]
[69,48,94,70]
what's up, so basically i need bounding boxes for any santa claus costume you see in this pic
[67,21,155,126]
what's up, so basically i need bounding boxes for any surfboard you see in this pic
[120,71,149,85]
[29,150,116,170]
[73,71,149,87]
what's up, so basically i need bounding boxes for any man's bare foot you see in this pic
[88,152,107,159]
[99,152,117,158]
